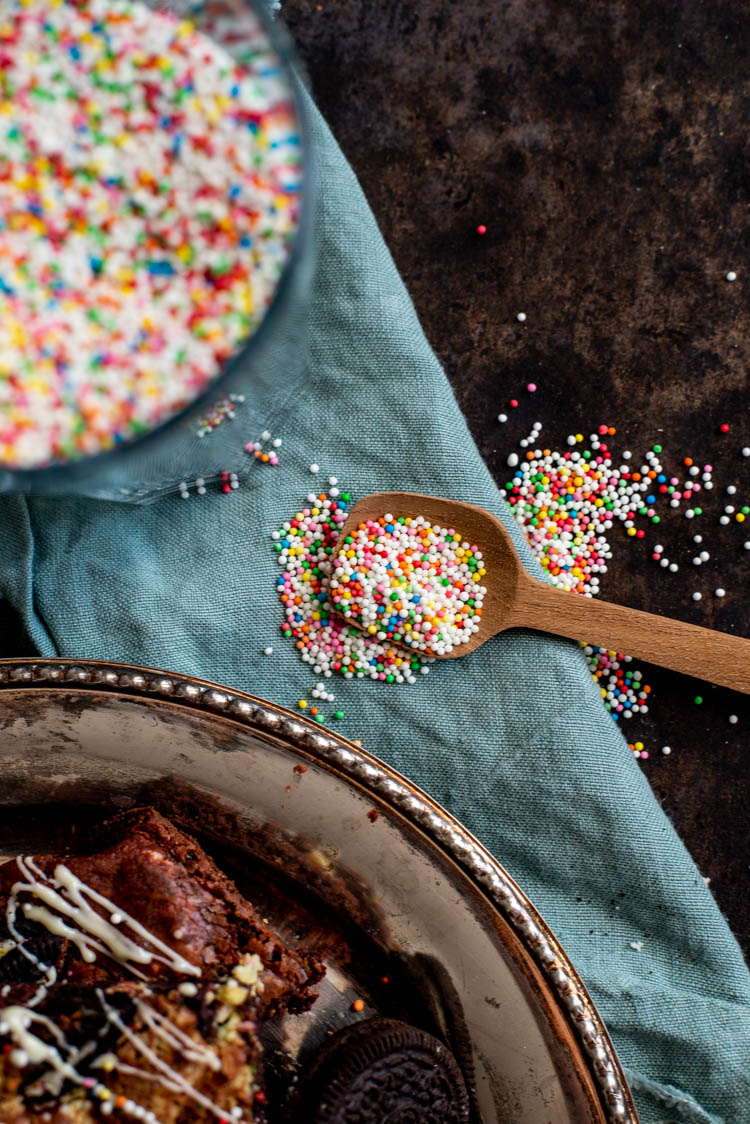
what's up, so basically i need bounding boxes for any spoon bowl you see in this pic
[335,491,523,658]
[333,491,750,693]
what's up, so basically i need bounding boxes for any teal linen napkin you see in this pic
[1,93,749,1124]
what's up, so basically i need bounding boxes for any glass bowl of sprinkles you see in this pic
[0,0,313,499]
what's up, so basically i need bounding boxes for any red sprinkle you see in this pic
[476,224,487,235]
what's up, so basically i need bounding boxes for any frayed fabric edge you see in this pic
[624,1068,725,1124]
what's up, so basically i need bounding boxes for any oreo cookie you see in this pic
[294,1017,470,1123]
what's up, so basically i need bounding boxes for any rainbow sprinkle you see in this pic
[273,494,431,682]
[0,0,301,469]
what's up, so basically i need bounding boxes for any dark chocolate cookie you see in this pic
[294,1017,470,1123]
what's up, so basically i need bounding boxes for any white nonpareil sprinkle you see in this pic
[309,464,320,474]
[729,714,739,724]
[726,271,737,281]
[715,588,726,597]
[507,452,519,467]
[516,311,527,322]
[498,413,508,423]
[662,745,672,755]
[263,647,273,655]
[692,591,702,601]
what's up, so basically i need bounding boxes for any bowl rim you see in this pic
[1,0,315,490]
[0,656,638,1124]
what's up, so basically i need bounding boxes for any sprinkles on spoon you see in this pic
[0,0,301,469]
[330,514,488,655]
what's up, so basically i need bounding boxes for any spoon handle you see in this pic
[511,574,750,694]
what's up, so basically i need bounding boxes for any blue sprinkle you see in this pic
[147,261,175,276]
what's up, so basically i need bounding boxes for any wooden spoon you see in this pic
[334,491,750,693]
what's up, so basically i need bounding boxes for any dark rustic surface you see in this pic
[0,0,748,958]
[280,0,749,954]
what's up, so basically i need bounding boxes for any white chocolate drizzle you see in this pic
[8,857,200,979]
[98,990,238,1121]
[0,852,250,1123]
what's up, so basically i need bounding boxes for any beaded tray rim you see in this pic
[0,657,638,1124]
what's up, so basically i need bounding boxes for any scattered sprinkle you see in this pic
[516,312,527,322]
[729,714,739,724]
[726,271,737,281]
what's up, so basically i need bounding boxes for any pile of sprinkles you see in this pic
[503,417,750,751]
[329,514,488,655]
[0,0,301,469]
[273,494,431,682]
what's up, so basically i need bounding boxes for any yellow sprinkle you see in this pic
[298,700,307,709]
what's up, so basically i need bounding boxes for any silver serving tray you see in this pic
[0,659,637,1123]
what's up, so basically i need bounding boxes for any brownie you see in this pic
[0,807,323,1016]
[0,807,325,1122]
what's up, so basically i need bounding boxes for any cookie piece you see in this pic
[294,1017,470,1123]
